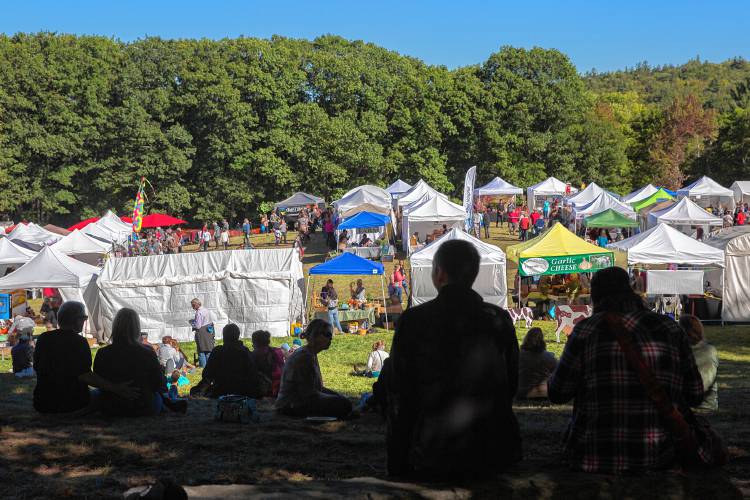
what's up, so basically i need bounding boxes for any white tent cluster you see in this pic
[7,223,62,246]
[83,210,133,244]
[395,179,465,253]
[677,176,736,212]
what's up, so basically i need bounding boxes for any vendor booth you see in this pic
[52,229,112,265]
[336,211,393,259]
[0,237,37,276]
[84,210,133,244]
[704,226,750,322]
[527,177,577,211]
[631,188,675,213]
[307,252,390,329]
[0,246,101,337]
[385,179,412,201]
[622,184,659,204]
[574,192,636,220]
[274,192,325,218]
[7,223,62,246]
[94,248,305,341]
[677,176,736,212]
[566,182,619,208]
[647,196,723,231]
[396,179,446,209]
[609,223,725,266]
[730,181,750,205]
[583,208,639,229]
[410,228,507,307]
[474,177,523,198]
[334,185,391,215]
[401,195,465,253]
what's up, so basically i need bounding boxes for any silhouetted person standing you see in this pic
[385,239,521,479]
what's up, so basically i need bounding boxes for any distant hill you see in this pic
[584,57,750,111]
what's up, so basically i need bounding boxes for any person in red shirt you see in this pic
[737,210,746,226]
[508,208,520,235]
[519,212,531,241]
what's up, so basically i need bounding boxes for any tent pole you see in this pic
[381,274,389,331]
[306,275,313,325]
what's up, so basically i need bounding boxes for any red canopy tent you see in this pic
[138,213,187,229]
[67,217,101,231]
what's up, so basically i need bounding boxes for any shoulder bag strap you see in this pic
[603,312,698,452]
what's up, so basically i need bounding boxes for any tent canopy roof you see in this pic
[84,210,132,244]
[566,182,617,207]
[52,229,112,255]
[575,192,635,219]
[385,179,412,195]
[0,236,38,265]
[397,179,446,207]
[677,176,735,198]
[703,226,750,254]
[338,211,390,230]
[475,177,523,196]
[0,246,100,289]
[622,184,659,204]
[730,181,750,201]
[631,188,675,212]
[507,223,610,261]
[406,195,465,221]
[334,185,391,212]
[274,192,325,209]
[527,177,578,196]
[309,252,384,275]
[649,196,723,226]
[7,222,62,245]
[583,208,639,228]
[609,223,725,266]
[411,228,505,266]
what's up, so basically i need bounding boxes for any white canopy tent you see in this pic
[566,182,619,208]
[704,226,750,322]
[527,177,577,210]
[396,179,447,209]
[401,195,465,252]
[574,192,636,220]
[7,222,62,246]
[84,210,132,244]
[0,246,101,336]
[94,249,305,342]
[52,229,112,264]
[474,177,523,197]
[730,181,750,205]
[677,176,736,212]
[647,196,723,230]
[410,228,507,307]
[385,179,412,200]
[0,237,37,276]
[334,185,391,214]
[622,184,659,204]
[608,223,725,267]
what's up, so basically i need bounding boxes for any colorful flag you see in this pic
[132,177,145,233]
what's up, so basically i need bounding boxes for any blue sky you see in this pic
[2,1,749,72]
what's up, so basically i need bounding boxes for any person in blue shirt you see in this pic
[596,230,610,248]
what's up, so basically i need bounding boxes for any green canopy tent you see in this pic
[583,208,639,228]
[631,188,675,212]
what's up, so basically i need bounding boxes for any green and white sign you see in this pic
[519,253,614,277]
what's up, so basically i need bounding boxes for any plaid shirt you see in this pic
[548,310,704,473]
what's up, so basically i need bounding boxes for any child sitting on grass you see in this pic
[167,370,189,401]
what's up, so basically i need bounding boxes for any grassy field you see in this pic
[1,225,749,498]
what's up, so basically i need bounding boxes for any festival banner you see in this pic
[131,177,145,233]
[519,252,614,277]
[462,166,477,232]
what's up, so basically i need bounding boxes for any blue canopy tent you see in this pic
[337,211,390,230]
[307,252,390,329]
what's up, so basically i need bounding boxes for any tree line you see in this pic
[0,33,748,226]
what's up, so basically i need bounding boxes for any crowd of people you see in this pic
[6,197,734,483]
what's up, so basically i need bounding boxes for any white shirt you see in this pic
[367,349,389,373]
[193,306,211,329]
[221,230,229,243]
[9,315,36,335]
[202,231,211,242]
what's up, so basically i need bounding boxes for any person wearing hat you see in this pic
[12,328,35,378]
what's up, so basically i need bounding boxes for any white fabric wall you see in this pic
[410,262,507,308]
[723,236,750,322]
[96,249,305,341]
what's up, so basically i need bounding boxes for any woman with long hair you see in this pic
[516,328,557,399]
[94,308,186,416]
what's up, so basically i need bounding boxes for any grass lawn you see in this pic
[1,224,749,498]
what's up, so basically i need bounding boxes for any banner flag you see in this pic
[463,166,477,232]
[131,177,145,233]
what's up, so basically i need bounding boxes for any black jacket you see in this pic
[200,341,261,399]
[385,284,521,478]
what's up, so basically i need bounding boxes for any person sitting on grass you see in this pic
[548,267,707,473]
[191,324,261,399]
[251,329,285,398]
[276,319,353,419]
[12,329,35,378]
[94,308,187,416]
[33,301,139,415]
[679,314,719,411]
[516,327,557,399]
[352,340,389,377]
[168,337,196,374]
